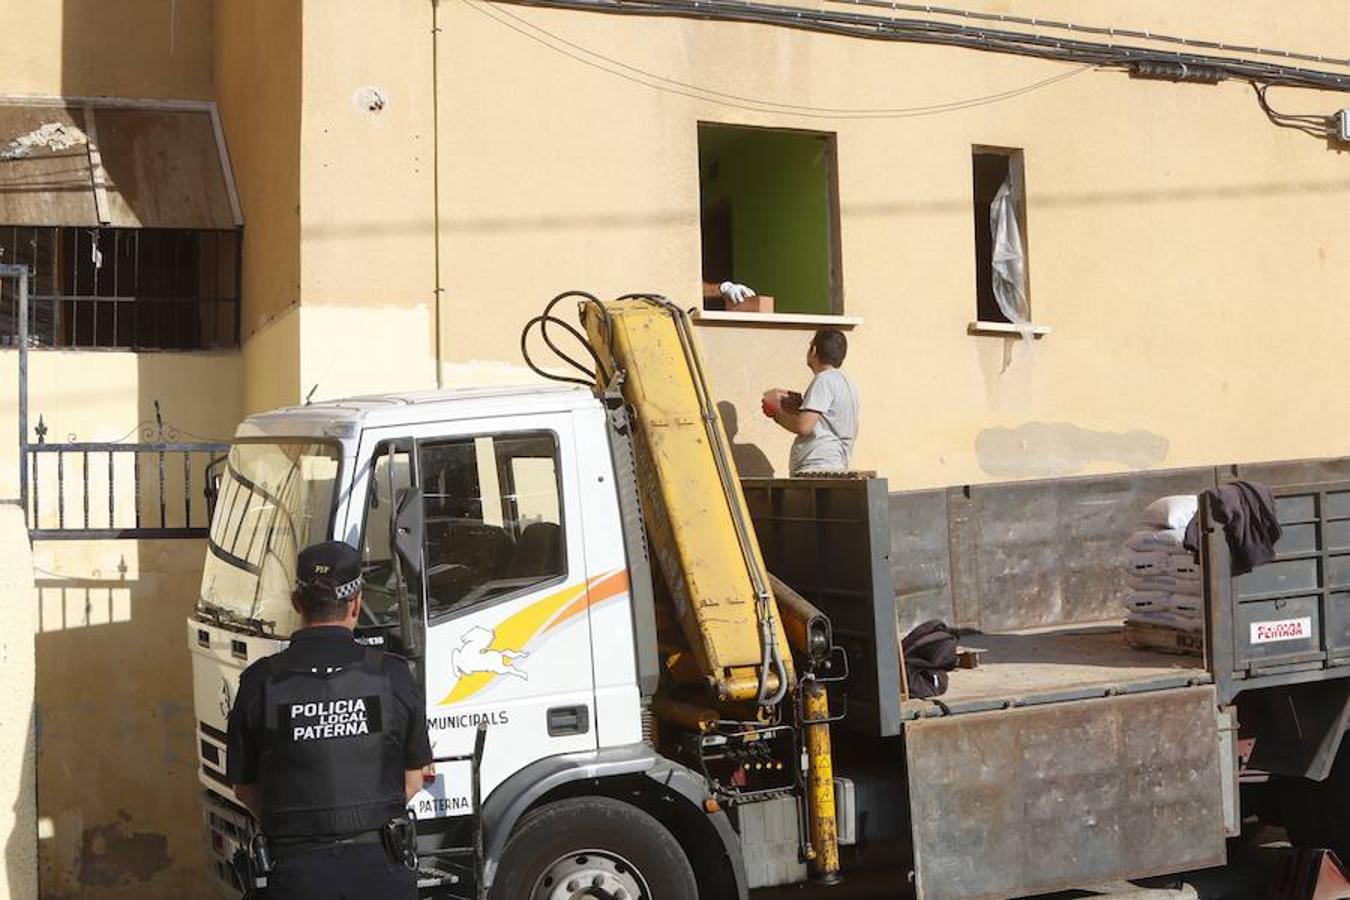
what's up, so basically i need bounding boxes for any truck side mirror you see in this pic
[204,454,226,523]
[392,486,425,583]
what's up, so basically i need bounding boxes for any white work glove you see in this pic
[719,281,756,305]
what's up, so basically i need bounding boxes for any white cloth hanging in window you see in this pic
[990,175,1032,341]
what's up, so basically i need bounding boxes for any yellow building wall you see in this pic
[294,0,438,404]
[0,350,241,900]
[0,4,242,899]
[242,307,302,415]
[0,5,226,896]
[0,506,37,900]
[421,1,1350,488]
[215,0,305,411]
[32,540,213,900]
[0,0,213,100]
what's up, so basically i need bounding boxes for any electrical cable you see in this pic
[1251,81,1335,138]
[474,0,1348,141]
[478,0,1350,93]
[475,0,1095,118]
[820,0,1350,70]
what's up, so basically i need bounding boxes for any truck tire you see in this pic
[489,796,698,900]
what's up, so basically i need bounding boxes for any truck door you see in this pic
[355,415,598,821]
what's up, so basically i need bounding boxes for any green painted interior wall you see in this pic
[699,126,834,314]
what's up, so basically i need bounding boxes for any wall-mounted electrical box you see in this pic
[1337,109,1350,143]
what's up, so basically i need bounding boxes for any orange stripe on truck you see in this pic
[544,570,629,634]
[437,569,625,706]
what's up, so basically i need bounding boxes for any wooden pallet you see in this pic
[1124,619,1204,657]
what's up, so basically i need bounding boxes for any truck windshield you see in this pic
[198,440,341,633]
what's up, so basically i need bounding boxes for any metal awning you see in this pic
[0,100,240,229]
[0,105,96,226]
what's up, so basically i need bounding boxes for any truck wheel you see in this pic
[490,796,698,900]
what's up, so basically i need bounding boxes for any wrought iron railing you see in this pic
[25,406,228,541]
[5,261,233,541]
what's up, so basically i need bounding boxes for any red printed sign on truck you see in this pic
[1250,617,1312,644]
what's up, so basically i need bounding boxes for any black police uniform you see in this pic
[226,542,433,900]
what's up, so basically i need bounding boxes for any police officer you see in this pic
[227,540,432,899]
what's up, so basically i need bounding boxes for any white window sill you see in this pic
[967,320,1052,338]
[692,310,863,328]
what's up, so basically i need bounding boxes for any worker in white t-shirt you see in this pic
[762,328,859,475]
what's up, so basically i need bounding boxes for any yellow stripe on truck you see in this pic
[437,570,623,706]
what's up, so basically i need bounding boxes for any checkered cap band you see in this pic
[296,573,362,601]
[333,577,362,601]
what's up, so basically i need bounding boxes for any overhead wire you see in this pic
[475,0,1350,93]
[472,0,1095,118]
[470,0,1348,143]
[819,0,1350,70]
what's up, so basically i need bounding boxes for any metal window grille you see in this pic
[0,225,240,350]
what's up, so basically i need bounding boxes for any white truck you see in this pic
[189,294,1350,899]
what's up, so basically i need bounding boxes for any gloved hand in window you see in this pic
[719,281,756,305]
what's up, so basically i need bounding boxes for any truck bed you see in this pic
[902,621,1209,718]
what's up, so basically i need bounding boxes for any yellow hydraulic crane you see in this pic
[576,295,841,880]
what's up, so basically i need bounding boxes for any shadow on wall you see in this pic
[59,0,213,100]
[718,401,775,477]
[33,544,207,900]
[5,704,36,900]
[27,347,237,900]
[31,338,238,900]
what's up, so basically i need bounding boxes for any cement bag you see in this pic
[1127,550,1170,575]
[1126,528,1185,552]
[1127,609,1203,634]
[1129,574,1201,596]
[1124,589,1169,611]
[1141,495,1199,531]
[1167,553,1202,579]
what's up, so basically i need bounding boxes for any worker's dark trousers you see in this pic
[268,842,416,900]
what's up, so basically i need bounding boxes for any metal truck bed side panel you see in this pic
[1207,480,1350,704]
[744,476,902,736]
[905,686,1226,900]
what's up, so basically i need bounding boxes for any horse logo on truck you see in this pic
[450,625,530,681]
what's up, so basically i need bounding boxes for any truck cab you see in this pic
[192,385,671,896]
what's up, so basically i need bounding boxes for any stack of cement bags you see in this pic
[1123,495,1202,634]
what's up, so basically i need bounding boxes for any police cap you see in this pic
[296,540,363,601]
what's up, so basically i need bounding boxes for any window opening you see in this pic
[0,225,240,350]
[359,443,420,652]
[419,431,566,621]
[698,123,840,315]
[972,148,1031,327]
